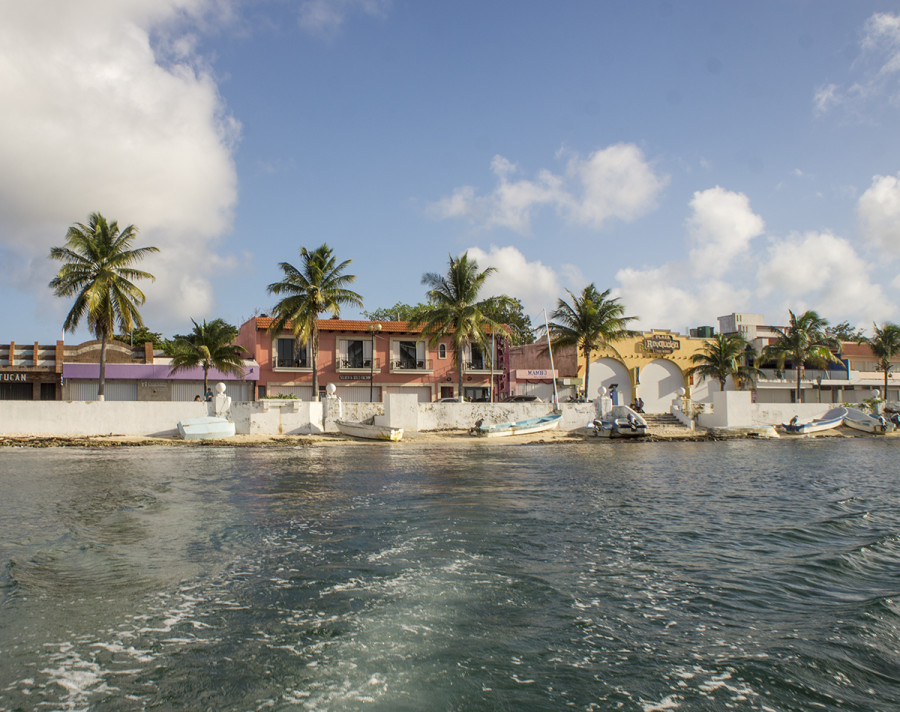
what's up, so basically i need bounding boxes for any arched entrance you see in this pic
[637,358,685,413]
[587,358,632,406]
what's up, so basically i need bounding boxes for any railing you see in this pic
[390,358,432,372]
[756,368,848,383]
[273,357,310,369]
[336,358,380,371]
[464,361,495,373]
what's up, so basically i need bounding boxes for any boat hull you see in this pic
[177,416,236,440]
[843,408,894,434]
[781,407,848,435]
[474,413,562,437]
[336,420,403,441]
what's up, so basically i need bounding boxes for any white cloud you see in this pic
[430,143,667,235]
[615,265,750,331]
[757,231,895,322]
[298,0,390,36]
[858,173,900,254]
[464,246,562,317]
[0,0,239,331]
[686,186,765,275]
[815,12,900,115]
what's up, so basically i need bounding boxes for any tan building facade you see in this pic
[579,330,715,413]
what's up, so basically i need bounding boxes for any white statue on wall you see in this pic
[213,382,232,418]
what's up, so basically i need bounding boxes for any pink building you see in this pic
[236,317,509,402]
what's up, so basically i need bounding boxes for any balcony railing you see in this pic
[464,361,496,373]
[756,368,848,384]
[390,358,432,373]
[336,357,380,372]
[273,357,310,369]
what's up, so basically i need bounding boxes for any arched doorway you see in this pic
[587,358,632,406]
[637,359,685,413]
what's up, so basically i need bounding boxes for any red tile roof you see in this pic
[251,317,505,335]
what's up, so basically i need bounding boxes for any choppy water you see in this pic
[1,439,899,711]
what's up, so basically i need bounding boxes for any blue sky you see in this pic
[2,1,900,343]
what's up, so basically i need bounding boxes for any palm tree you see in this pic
[760,310,841,403]
[267,244,363,400]
[863,323,900,401]
[415,253,514,398]
[49,212,158,400]
[687,332,762,391]
[547,284,634,400]
[169,318,247,396]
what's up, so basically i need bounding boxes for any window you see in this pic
[438,344,447,359]
[339,339,372,368]
[468,345,485,370]
[275,338,307,368]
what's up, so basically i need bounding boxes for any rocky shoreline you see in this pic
[2,424,890,448]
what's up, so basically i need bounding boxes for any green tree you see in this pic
[362,301,430,322]
[760,310,841,402]
[862,322,900,400]
[169,319,246,396]
[826,321,865,342]
[49,212,158,400]
[547,284,635,401]
[268,244,363,400]
[414,253,513,397]
[687,332,763,391]
[481,297,535,345]
[113,325,167,351]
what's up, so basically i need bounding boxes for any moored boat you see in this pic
[177,415,236,440]
[781,407,848,435]
[843,407,894,434]
[336,419,403,441]
[471,412,562,438]
[588,406,648,438]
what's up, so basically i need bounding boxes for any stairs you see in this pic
[642,412,691,430]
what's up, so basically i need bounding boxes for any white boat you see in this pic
[588,406,648,439]
[843,407,894,434]
[471,412,562,438]
[336,419,403,441]
[177,416,236,440]
[781,407,848,435]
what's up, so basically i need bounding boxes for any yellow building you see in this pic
[579,330,713,413]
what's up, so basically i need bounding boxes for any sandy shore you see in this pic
[3,424,889,448]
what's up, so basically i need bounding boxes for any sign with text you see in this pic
[643,334,681,354]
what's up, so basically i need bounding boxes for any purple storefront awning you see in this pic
[62,362,259,381]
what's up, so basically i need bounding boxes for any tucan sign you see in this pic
[643,334,681,354]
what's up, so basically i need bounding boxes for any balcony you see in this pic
[390,358,433,374]
[273,357,310,371]
[464,361,496,374]
[756,368,848,386]
[336,357,380,372]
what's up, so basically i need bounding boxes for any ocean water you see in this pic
[1,439,898,711]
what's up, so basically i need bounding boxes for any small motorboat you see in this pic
[587,406,648,439]
[781,407,848,435]
[336,419,403,441]
[843,407,894,434]
[177,382,236,440]
[471,412,562,438]
[177,415,236,440]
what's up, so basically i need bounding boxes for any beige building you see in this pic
[579,329,715,413]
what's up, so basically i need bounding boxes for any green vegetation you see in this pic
[414,253,514,396]
[687,332,762,391]
[861,323,900,400]
[267,244,363,400]
[169,318,247,395]
[760,310,841,402]
[49,212,158,400]
[547,284,634,400]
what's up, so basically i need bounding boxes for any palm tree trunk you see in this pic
[885,368,889,402]
[457,345,464,399]
[203,366,209,397]
[311,323,320,401]
[582,346,591,401]
[98,332,108,401]
[795,366,802,403]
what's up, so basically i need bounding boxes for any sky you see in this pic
[2,0,900,343]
